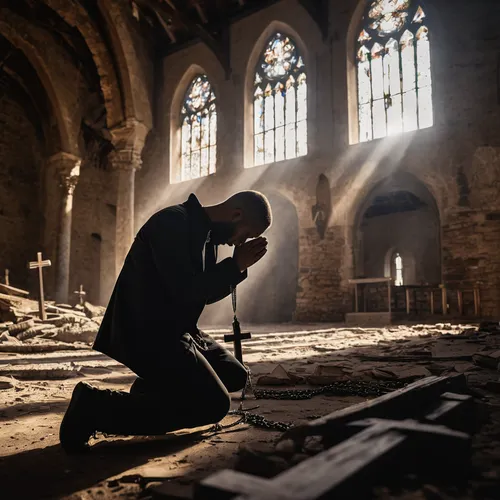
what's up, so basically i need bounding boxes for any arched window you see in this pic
[180,75,216,181]
[253,33,307,167]
[357,1,432,142]
[394,252,404,286]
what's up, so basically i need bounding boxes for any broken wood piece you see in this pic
[371,365,432,382]
[17,324,55,341]
[0,282,29,297]
[281,375,466,444]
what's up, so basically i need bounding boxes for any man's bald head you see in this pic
[224,191,273,234]
[205,190,273,246]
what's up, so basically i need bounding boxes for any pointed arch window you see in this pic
[253,33,307,167]
[357,1,433,142]
[394,252,404,286]
[179,75,216,181]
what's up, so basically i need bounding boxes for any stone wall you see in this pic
[0,95,43,291]
[70,164,115,306]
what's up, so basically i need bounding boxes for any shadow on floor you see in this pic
[0,431,209,499]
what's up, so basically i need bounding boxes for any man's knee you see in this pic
[225,364,248,393]
[206,389,231,423]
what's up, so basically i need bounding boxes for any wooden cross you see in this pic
[28,252,51,320]
[74,284,86,306]
[3,269,9,286]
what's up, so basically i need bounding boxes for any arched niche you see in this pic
[199,191,299,326]
[353,173,441,285]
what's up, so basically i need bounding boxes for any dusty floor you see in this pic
[0,322,499,499]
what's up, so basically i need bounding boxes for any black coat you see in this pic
[93,194,247,378]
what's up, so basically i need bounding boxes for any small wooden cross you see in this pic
[74,284,86,306]
[4,269,9,286]
[28,252,51,320]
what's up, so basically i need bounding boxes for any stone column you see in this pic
[47,152,81,304]
[109,120,149,277]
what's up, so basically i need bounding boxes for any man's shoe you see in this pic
[59,382,97,453]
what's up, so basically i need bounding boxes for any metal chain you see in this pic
[218,286,406,432]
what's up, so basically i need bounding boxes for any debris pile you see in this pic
[0,292,104,349]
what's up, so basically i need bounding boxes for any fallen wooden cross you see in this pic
[194,376,473,500]
[28,252,51,321]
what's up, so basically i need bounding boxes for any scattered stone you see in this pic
[0,332,21,344]
[485,380,500,394]
[473,351,500,370]
[84,302,106,319]
[0,376,16,390]
[8,319,35,336]
[0,363,82,380]
[18,324,55,341]
[307,364,349,385]
[256,364,293,386]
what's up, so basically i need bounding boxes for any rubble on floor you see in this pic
[0,293,105,379]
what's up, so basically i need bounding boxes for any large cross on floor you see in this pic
[28,252,51,320]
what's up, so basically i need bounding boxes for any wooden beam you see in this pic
[145,0,231,77]
[154,9,177,43]
[192,0,208,24]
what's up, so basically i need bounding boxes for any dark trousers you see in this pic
[90,334,248,436]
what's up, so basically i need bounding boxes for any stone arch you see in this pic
[169,64,222,184]
[97,0,153,129]
[242,20,319,169]
[353,172,441,285]
[44,0,125,129]
[0,13,79,154]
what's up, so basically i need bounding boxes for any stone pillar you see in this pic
[109,120,149,277]
[47,152,81,304]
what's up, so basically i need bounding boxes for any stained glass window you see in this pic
[357,0,433,142]
[179,75,216,182]
[253,33,307,166]
[394,252,404,286]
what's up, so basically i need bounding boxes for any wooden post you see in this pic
[430,290,435,315]
[441,287,447,315]
[354,284,359,313]
[28,252,51,321]
[4,269,9,286]
[457,290,463,316]
[74,284,86,306]
[388,281,392,315]
[405,288,411,315]
[474,287,480,317]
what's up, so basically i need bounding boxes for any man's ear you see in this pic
[232,208,243,222]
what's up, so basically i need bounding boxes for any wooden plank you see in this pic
[283,375,466,441]
[442,287,447,315]
[197,388,473,500]
[430,290,435,315]
[457,290,463,316]
[0,282,29,297]
[354,283,358,313]
[349,277,392,285]
[406,288,410,314]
